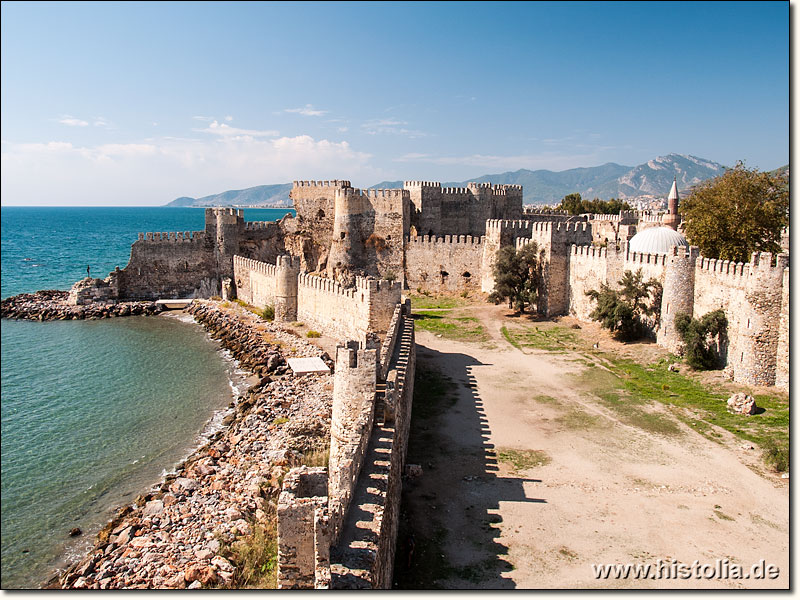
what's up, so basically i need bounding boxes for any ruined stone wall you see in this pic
[277,467,331,589]
[568,245,610,320]
[297,274,401,342]
[290,180,351,272]
[277,302,415,589]
[114,231,218,300]
[404,234,483,293]
[775,267,789,391]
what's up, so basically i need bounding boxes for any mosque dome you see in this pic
[628,226,688,254]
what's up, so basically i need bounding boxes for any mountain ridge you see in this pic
[166,154,743,207]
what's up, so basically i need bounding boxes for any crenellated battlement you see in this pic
[570,244,608,259]
[695,256,748,279]
[405,234,483,247]
[523,206,570,215]
[403,180,441,188]
[244,221,280,230]
[298,273,359,299]
[441,187,471,195]
[293,180,351,188]
[234,254,279,278]
[334,187,408,201]
[137,231,206,242]
[485,219,534,234]
[625,249,668,267]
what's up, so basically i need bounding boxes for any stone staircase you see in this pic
[330,418,395,588]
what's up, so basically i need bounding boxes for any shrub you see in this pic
[306,330,321,338]
[586,269,662,341]
[761,438,789,472]
[383,270,397,282]
[260,305,275,321]
[365,233,388,252]
[674,309,727,369]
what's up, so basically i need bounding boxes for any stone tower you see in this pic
[274,254,300,322]
[205,208,244,277]
[734,252,789,386]
[663,178,680,231]
[327,188,365,280]
[657,245,699,353]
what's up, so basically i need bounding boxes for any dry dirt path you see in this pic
[398,307,788,589]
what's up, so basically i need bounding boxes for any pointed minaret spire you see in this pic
[664,176,680,230]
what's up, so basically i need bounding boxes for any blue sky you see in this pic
[0,1,789,205]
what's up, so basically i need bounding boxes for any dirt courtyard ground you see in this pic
[394,303,788,589]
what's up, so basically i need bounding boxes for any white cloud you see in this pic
[192,115,214,122]
[1,134,378,206]
[58,115,89,127]
[93,117,112,128]
[224,115,233,122]
[284,104,327,117]
[337,127,349,133]
[362,118,426,138]
[194,120,279,138]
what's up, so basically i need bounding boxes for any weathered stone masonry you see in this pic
[276,301,415,589]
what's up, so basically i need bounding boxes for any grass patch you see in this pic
[572,356,788,457]
[713,509,735,521]
[408,294,467,310]
[761,438,789,472]
[502,324,579,352]
[500,326,521,350]
[556,408,606,430]
[413,310,488,342]
[302,444,329,467]
[272,417,288,426]
[220,515,278,588]
[533,394,560,405]
[306,330,321,338]
[497,448,551,472]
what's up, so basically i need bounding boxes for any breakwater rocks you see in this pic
[1,290,164,321]
[58,302,334,589]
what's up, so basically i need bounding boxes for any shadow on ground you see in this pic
[393,343,543,589]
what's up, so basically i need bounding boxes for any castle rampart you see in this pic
[404,234,483,293]
[277,301,416,589]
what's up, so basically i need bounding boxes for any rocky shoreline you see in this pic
[1,290,165,320]
[52,300,334,589]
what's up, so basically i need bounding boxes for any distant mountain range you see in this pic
[371,154,728,204]
[166,154,743,207]
[166,183,293,207]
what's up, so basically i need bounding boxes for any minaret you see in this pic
[663,177,680,230]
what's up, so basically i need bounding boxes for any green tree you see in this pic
[556,193,632,215]
[674,309,727,370]
[680,161,789,263]
[488,242,545,313]
[586,269,662,341]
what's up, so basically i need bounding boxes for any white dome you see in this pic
[628,227,688,254]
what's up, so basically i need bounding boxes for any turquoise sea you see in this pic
[0,207,294,588]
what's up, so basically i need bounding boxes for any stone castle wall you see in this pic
[233,255,401,343]
[114,231,218,300]
[277,302,416,589]
[404,234,483,293]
